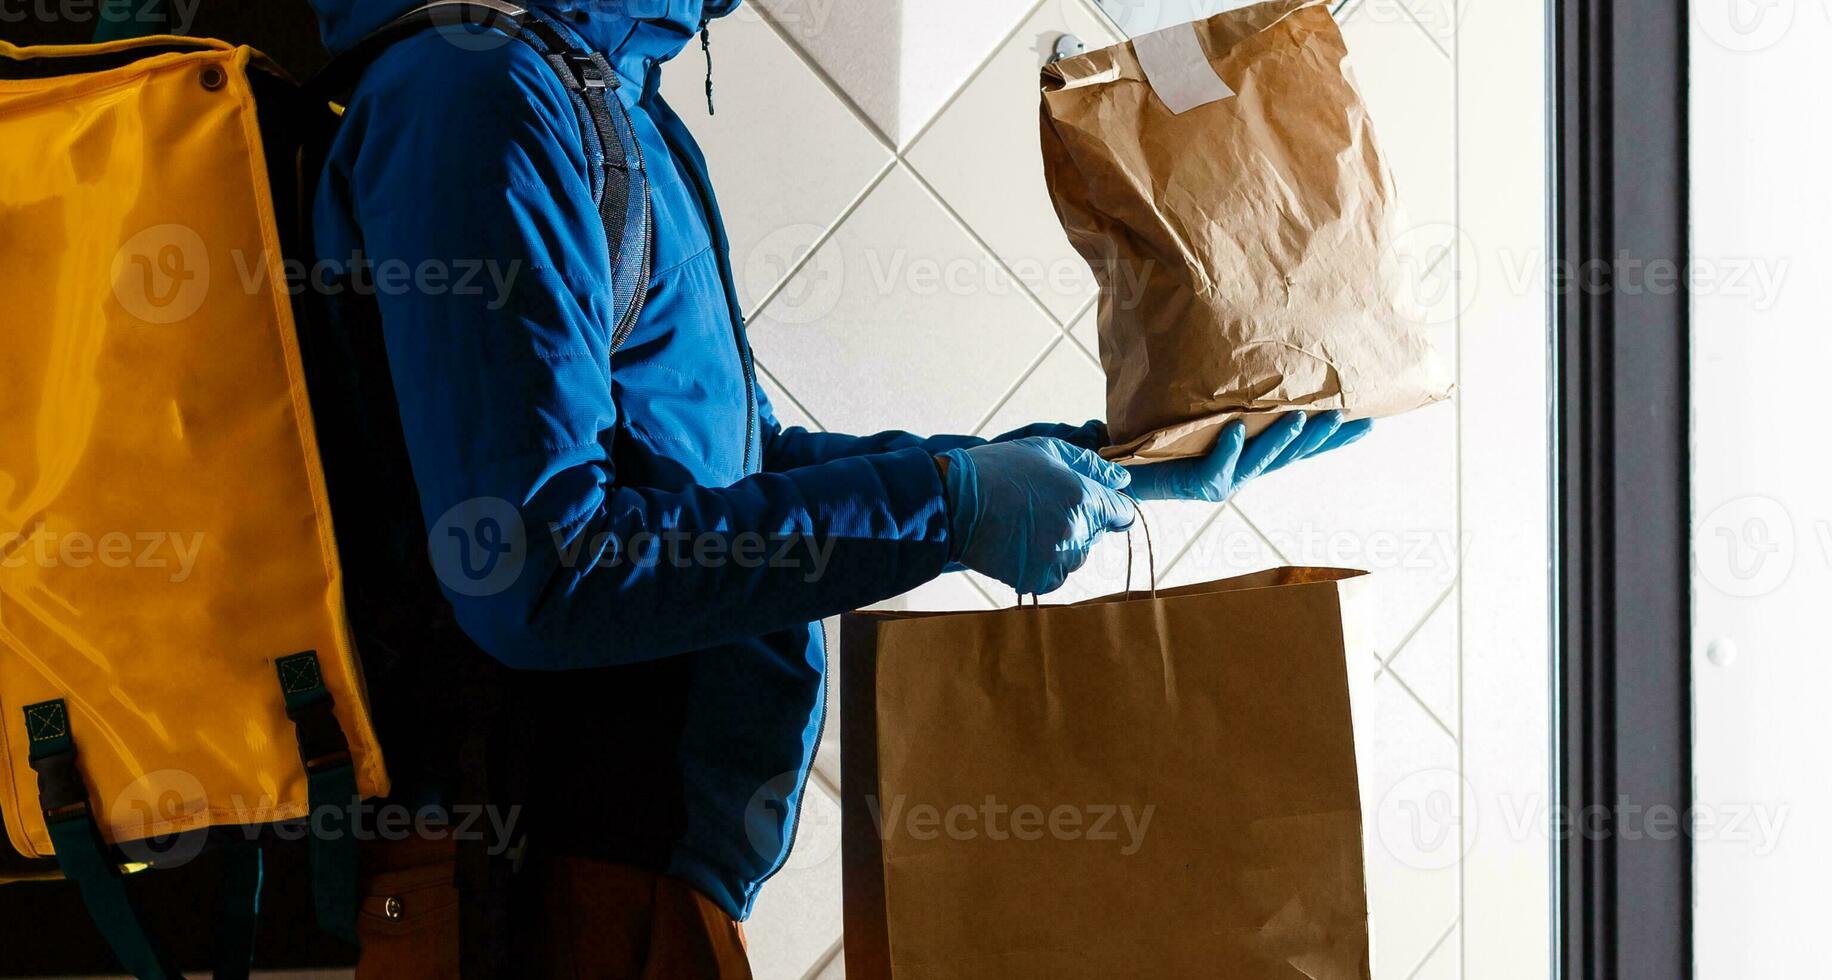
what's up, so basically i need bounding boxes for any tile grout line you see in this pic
[1396,0,1452,60]
[898,158,1079,334]
[1386,652,1460,745]
[752,359,828,434]
[896,0,1053,154]
[1225,498,1297,567]
[743,157,897,323]
[1375,579,1458,676]
[1421,240,1451,281]
[968,334,1064,438]
[1151,503,1230,585]
[799,935,845,980]
[1061,291,1103,370]
[745,3,896,153]
[1369,581,1462,742]
[1406,916,1462,980]
[807,760,841,805]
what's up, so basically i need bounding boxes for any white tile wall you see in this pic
[665,1,1551,976]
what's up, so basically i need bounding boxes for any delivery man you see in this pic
[305,0,1369,973]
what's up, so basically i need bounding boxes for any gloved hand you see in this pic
[940,437,1136,595]
[1123,410,1373,503]
[986,419,1108,453]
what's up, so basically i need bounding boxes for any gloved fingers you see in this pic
[1121,419,1244,501]
[1053,441,1132,491]
[1263,410,1344,475]
[1033,544,1093,596]
[1311,417,1373,456]
[1084,481,1140,534]
[1234,412,1307,484]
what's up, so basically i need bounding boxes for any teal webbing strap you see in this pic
[210,846,264,980]
[24,699,180,980]
[275,651,360,945]
[92,0,168,42]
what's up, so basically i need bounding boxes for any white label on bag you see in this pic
[1133,20,1236,114]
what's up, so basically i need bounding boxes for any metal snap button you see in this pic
[383,896,404,921]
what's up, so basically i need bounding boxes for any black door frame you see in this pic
[1554,1,1692,977]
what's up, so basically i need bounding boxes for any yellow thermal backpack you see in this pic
[0,3,652,975]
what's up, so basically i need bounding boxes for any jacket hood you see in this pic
[310,0,742,64]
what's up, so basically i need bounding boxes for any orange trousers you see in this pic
[355,839,752,979]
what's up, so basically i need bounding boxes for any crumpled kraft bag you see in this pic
[841,568,1373,979]
[1041,0,1454,463]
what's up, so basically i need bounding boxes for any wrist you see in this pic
[937,449,977,563]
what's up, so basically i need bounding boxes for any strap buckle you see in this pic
[285,698,353,776]
[561,52,614,91]
[44,798,93,823]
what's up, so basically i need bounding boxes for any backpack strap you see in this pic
[310,1,654,352]
[274,651,359,945]
[22,699,269,979]
[510,12,654,352]
[23,699,183,979]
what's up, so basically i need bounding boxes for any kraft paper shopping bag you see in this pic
[1041,0,1454,463]
[842,567,1373,979]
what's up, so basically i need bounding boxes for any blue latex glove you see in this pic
[986,418,1108,453]
[1124,411,1373,502]
[941,437,1137,595]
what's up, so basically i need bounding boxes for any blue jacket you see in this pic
[307,0,1094,919]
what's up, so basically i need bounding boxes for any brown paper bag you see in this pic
[1041,0,1454,463]
[841,568,1372,979]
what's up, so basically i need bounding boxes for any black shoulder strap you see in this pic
[309,0,652,352]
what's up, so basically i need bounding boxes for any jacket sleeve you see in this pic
[758,385,1107,469]
[321,36,949,670]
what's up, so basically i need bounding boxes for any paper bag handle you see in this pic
[1120,493,1158,600]
[1015,495,1157,606]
